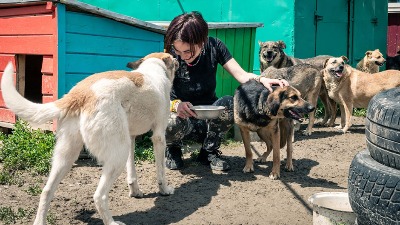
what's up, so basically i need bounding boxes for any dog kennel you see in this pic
[0,0,165,130]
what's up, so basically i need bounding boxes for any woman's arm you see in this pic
[222,58,289,91]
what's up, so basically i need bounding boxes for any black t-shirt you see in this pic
[170,37,233,105]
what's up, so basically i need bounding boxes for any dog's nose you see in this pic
[307,105,315,113]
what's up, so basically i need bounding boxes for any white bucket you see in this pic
[308,192,356,225]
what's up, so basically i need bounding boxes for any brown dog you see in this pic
[322,56,400,133]
[234,80,314,179]
[356,49,386,73]
[258,40,336,128]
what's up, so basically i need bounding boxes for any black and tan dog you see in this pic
[234,80,315,179]
[262,64,322,135]
[259,40,336,128]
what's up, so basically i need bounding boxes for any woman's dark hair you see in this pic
[164,11,208,57]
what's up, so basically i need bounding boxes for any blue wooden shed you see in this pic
[0,0,166,129]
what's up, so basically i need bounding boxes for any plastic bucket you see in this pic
[308,192,356,225]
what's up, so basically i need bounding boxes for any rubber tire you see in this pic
[366,120,400,169]
[348,150,400,225]
[365,88,400,169]
[367,87,400,131]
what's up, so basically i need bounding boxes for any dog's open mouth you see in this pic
[375,61,385,66]
[263,52,275,63]
[329,68,343,78]
[284,108,305,121]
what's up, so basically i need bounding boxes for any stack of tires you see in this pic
[348,88,400,225]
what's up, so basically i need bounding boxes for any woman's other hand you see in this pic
[260,77,289,92]
[177,101,197,119]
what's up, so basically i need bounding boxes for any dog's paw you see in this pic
[159,185,174,196]
[269,172,280,180]
[302,130,312,136]
[255,157,267,163]
[334,125,343,130]
[129,189,143,198]
[285,163,294,172]
[242,165,254,173]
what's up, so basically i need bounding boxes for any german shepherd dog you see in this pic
[262,64,322,135]
[258,40,337,129]
[234,80,315,179]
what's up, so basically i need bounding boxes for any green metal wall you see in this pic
[79,0,296,75]
[294,0,388,68]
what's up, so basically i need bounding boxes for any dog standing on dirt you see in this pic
[1,52,178,225]
[234,80,314,179]
[356,49,386,73]
[258,40,337,129]
[261,64,322,135]
[322,56,400,133]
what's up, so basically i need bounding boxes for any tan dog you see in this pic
[322,56,400,133]
[1,52,178,225]
[356,49,386,73]
[234,80,314,179]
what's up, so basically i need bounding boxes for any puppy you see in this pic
[322,56,400,133]
[356,49,386,73]
[1,52,178,225]
[258,40,302,72]
[234,80,314,179]
[262,64,322,135]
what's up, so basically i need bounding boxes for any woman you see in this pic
[164,11,288,171]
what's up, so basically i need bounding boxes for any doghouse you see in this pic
[0,0,166,130]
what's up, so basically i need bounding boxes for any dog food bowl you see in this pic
[308,192,356,225]
[190,105,225,120]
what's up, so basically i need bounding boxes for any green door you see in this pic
[352,0,388,68]
[315,0,349,57]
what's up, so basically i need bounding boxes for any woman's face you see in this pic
[172,40,202,63]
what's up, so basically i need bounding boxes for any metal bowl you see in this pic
[190,105,225,120]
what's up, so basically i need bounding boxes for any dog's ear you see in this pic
[365,51,372,56]
[323,58,330,69]
[126,58,144,69]
[259,90,280,116]
[258,40,264,46]
[340,56,349,63]
[277,41,286,50]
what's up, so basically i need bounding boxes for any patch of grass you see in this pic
[0,170,24,186]
[0,120,55,175]
[25,184,42,196]
[134,133,155,162]
[0,206,34,225]
[353,108,367,117]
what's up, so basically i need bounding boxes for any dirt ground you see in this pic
[0,117,367,225]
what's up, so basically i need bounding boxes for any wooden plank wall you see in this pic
[0,4,55,125]
[388,13,400,56]
[58,10,164,97]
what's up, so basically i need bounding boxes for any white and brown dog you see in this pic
[356,49,386,74]
[1,52,178,225]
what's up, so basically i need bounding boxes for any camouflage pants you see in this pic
[165,96,234,152]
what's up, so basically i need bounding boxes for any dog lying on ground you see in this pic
[356,49,386,73]
[322,56,400,133]
[261,64,322,135]
[1,52,178,225]
[234,80,314,179]
[387,50,400,70]
[258,40,336,129]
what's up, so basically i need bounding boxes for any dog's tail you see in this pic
[1,62,61,124]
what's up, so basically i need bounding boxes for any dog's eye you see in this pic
[377,56,381,59]
[290,95,298,101]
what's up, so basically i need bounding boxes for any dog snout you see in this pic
[306,104,315,113]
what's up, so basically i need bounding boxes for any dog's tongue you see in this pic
[266,56,273,62]
[336,72,343,77]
